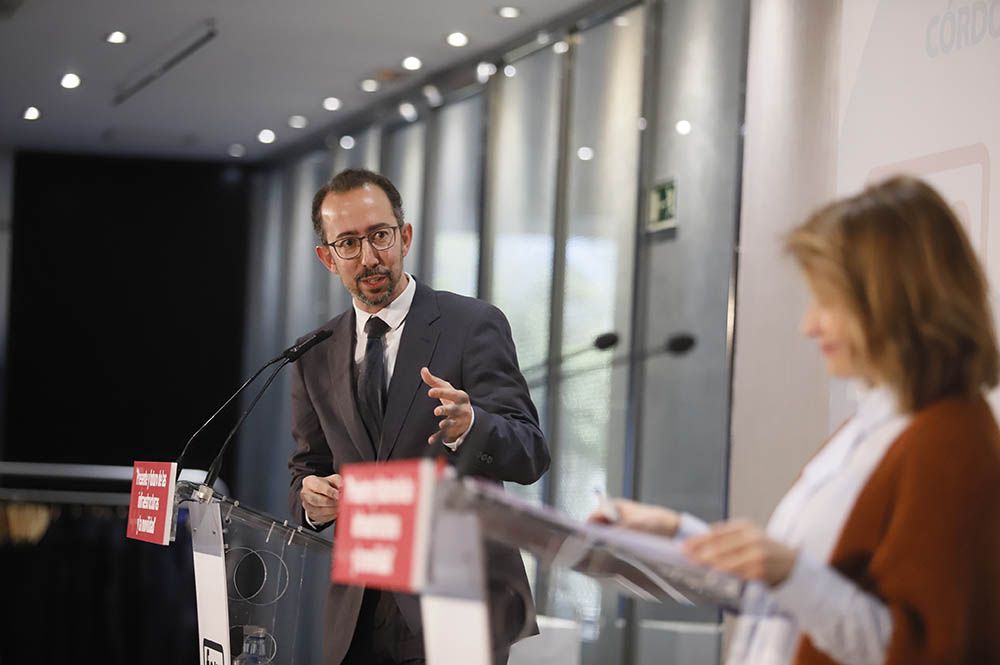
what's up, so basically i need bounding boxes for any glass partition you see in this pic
[382,122,427,278]
[425,94,483,296]
[548,4,647,656]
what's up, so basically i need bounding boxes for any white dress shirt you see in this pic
[677,385,910,665]
[351,274,472,450]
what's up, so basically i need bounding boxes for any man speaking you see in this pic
[287,168,550,665]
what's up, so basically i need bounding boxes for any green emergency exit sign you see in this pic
[647,178,677,233]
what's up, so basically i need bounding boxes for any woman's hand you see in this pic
[682,519,798,587]
[588,498,681,538]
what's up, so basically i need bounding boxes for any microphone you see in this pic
[521,331,619,375]
[176,329,333,482]
[272,329,333,363]
[526,332,696,388]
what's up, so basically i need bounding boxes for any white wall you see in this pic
[731,0,1000,522]
[729,0,842,525]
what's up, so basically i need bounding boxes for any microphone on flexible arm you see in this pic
[525,332,696,389]
[519,331,620,376]
[176,329,333,493]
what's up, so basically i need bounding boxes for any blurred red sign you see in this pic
[332,459,439,593]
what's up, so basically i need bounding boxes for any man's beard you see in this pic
[351,267,397,307]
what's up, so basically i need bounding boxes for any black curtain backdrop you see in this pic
[5,151,251,486]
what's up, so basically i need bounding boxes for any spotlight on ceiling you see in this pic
[23,106,41,121]
[322,96,342,111]
[577,146,595,161]
[257,129,276,144]
[552,40,569,54]
[339,135,356,150]
[360,79,380,93]
[402,56,422,71]
[675,120,692,135]
[422,85,443,108]
[105,30,128,44]
[288,115,308,129]
[60,72,81,89]
[496,6,521,19]
[476,62,497,84]
[228,143,246,158]
[503,65,516,78]
[399,102,418,123]
[446,32,469,47]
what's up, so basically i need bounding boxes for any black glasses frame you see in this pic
[323,225,399,260]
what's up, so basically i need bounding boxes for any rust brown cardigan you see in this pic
[793,396,1000,665]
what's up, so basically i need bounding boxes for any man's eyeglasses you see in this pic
[324,226,399,260]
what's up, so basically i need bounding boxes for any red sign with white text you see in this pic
[332,459,438,593]
[126,461,177,546]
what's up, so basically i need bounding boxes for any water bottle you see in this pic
[233,626,269,665]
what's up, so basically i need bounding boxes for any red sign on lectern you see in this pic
[126,461,177,546]
[332,459,439,593]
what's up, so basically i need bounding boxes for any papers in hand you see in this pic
[439,478,743,609]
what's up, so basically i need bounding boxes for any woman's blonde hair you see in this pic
[785,176,998,412]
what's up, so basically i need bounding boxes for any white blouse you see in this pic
[679,386,911,665]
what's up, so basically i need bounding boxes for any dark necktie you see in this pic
[358,316,391,452]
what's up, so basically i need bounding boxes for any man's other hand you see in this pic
[300,473,342,524]
[421,367,473,445]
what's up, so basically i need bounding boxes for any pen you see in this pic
[593,487,621,524]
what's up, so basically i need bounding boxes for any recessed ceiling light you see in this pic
[476,62,497,83]
[322,96,342,111]
[23,106,41,121]
[257,129,276,144]
[496,6,521,19]
[339,135,356,150]
[399,102,418,122]
[288,115,308,129]
[613,15,630,27]
[60,73,81,89]
[446,32,469,47]
[503,65,516,78]
[552,40,569,54]
[577,146,595,161]
[675,120,692,135]
[228,143,246,158]
[422,85,443,108]
[105,30,128,44]
[536,31,551,45]
[360,78,380,93]
[402,56,422,71]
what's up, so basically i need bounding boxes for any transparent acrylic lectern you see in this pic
[174,480,332,665]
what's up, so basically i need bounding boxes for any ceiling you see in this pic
[0,0,591,162]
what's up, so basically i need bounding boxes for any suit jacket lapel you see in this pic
[327,309,376,462]
[380,282,440,461]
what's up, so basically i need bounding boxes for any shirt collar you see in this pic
[853,383,899,436]
[353,273,416,338]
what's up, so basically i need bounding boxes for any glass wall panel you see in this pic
[381,122,426,279]
[425,95,483,296]
[548,3,646,649]
[485,44,563,506]
[332,126,380,172]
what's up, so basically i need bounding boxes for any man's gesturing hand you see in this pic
[300,473,342,524]
[421,367,473,445]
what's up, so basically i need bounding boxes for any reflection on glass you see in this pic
[549,3,646,646]
[381,122,426,277]
[427,94,483,296]
[486,44,562,497]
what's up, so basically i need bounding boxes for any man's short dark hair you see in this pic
[311,168,405,242]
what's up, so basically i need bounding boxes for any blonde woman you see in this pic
[595,177,1000,665]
